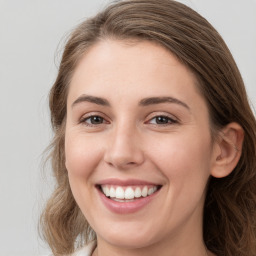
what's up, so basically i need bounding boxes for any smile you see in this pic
[96,181,162,214]
[100,185,159,201]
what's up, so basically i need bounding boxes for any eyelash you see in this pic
[79,114,109,127]
[146,115,178,126]
[79,113,178,128]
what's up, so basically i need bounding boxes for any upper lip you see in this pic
[96,178,161,186]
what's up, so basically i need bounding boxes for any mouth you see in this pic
[98,184,161,202]
[96,179,162,213]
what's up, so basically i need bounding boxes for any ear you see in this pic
[211,122,244,178]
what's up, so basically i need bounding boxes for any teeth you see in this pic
[134,187,141,198]
[105,187,110,197]
[101,185,159,200]
[125,187,134,199]
[109,187,116,198]
[116,187,125,199]
[141,186,148,197]
[148,187,154,195]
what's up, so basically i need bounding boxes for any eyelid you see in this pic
[79,112,110,125]
[145,112,179,125]
[78,111,179,127]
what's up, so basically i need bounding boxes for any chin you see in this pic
[95,221,163,249]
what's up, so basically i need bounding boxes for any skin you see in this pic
[65,39,221,256]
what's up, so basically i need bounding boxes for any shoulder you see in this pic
[71,241,97,256]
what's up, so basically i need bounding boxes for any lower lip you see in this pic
[97,187,160,214]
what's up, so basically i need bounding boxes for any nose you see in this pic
[104,123,145,169]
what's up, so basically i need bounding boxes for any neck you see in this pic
[93,242,212,256]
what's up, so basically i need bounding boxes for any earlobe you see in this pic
[211,122,244,178]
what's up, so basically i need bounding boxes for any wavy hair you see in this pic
[40,0,256,255]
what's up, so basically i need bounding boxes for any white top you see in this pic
[71,241,96,256]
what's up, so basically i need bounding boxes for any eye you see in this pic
[148,115,177,125]
[80,115,108,126]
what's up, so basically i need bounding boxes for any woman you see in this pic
[40,0,256,255]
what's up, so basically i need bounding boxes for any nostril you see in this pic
[127,162,136,165]
[104,154,144,169]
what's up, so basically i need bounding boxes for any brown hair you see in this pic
[40,0,256,255]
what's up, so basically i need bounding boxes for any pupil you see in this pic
[156,116,168,124]
[91,116,103,124]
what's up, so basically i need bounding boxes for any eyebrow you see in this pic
[72,94,190,110]
[72,94,110,107]
[139,97,190,110]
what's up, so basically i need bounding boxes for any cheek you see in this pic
[65,132,103,177]
[64,132,103,216]
[150,132,213,228]
[149,130,212,191]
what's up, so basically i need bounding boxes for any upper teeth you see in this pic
[101,185,158,200]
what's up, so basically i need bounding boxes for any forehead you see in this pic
[67,39,204,110]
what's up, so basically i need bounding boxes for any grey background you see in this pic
[0,0,255,255]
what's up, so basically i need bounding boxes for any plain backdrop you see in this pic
[0,0,255,255]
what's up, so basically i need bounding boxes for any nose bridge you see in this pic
[104,119,144,168]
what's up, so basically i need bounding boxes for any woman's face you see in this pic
[65,40,218,251]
